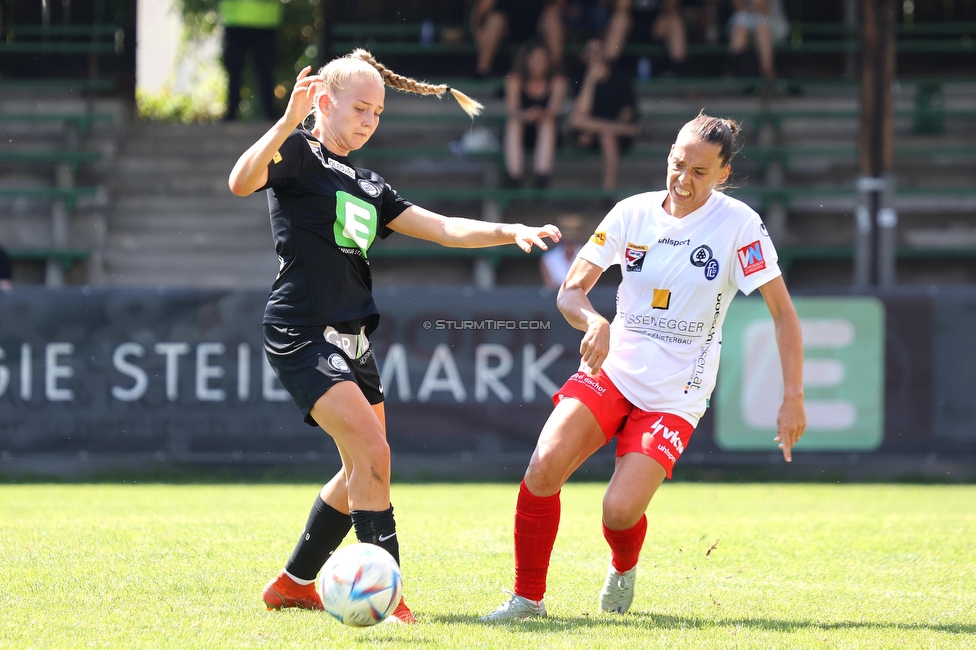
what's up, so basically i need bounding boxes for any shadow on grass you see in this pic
[429,612,976,636]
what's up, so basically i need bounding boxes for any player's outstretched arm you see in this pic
[759,276,806,462]
[387,205,560,252]
[228,66,322,196]
[557,258,610,374]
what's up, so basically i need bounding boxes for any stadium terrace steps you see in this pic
[0,95,125,286]
[102,249,279,288]
[365,85,976,286]
[86,79,976,289]
[104,122,277,288]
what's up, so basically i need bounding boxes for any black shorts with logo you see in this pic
[263,322,384,427]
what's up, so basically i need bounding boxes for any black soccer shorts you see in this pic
[263,323,384,427]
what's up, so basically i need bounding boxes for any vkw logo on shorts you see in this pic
[649,415,685,454]
[358,178,381,197]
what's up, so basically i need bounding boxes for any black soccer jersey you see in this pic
[258,129,412,332]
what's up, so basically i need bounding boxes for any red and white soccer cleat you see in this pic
[262,571,325,611]
[383,597,417,624]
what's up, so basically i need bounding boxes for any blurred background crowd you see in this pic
[1,0,975,291]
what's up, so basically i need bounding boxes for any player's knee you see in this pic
[601,497,642,530]
[523,459,563,497]
[352,430,390,468]
[368,436,391,467]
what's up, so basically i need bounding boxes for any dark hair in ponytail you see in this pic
[681,111,741,166]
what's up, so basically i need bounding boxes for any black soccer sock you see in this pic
[284,496,352,582]
[350,505,400,567]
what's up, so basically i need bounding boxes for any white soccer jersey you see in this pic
[577,190,781,426]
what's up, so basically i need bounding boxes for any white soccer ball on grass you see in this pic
[319,543,402,627]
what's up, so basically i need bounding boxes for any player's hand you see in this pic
[512,224,561,253]
[580,315,610,375]
[774,393,806,462]
[283,66,323,129]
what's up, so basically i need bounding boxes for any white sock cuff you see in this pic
[283,569,316,586]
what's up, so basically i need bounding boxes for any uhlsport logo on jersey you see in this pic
[658,237,691,246]
[590,231,607,246]
[737,240,766,276]
[625,243,647,272]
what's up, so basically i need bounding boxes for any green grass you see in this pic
[2,484,974,649]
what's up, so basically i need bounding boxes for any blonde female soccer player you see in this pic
[229,50,560,623]
[482,113,807,620]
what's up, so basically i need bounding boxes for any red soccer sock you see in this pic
[513,480,561,602]
[602,514,647,573]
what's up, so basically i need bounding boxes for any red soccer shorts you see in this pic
[554,370,695,479]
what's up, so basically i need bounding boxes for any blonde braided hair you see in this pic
[343,48,483,118]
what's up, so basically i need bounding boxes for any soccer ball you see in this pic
[319,543,402,627]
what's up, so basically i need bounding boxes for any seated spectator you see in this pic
[539,214,586,288]
[471,0,564,77]
[727,0,788,79]
[0,244,12,290]
[627,0,688,75]
[561,0,632,61]
[568,39,640,192]
[504,41,568,189]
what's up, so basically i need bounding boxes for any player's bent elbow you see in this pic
[555,286,579,319]
[228,176,253,197]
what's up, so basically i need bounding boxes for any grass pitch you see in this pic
[2,483,974,649]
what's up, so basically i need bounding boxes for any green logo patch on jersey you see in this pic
[334,191,378,255]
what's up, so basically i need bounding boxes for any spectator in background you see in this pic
[727,0,788,79]
[219,0,283,121]
[568,39,640,192]
[540,214,586,288]
[0,244,12,290]
[561,0,632,62]
[504,41,568,189]
[472,0,564,77]
[627,0,687,76]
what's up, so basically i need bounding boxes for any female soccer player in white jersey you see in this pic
[482,113,807,620]
[228,50,560,623]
